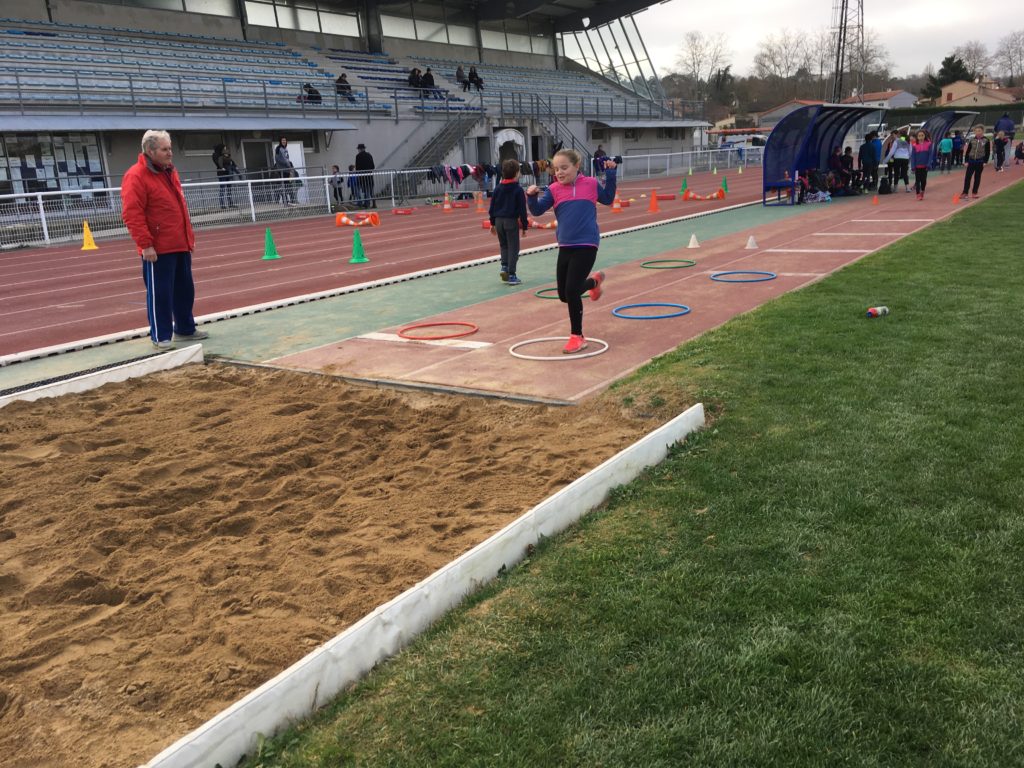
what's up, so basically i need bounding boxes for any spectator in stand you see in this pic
[937,132,953,174]
[858,132,878,189]
[121,130,207,349]
[407,67,422,95]
[961,124,991,200]
[274,137,298,207]
[421,67,441,100]
[828,147,848,188]
[456,65,468,91]
[335,73,356,103]
[951,130,964,166]
[355,142,376,209]
[468,66,484,91]
[993,130,1008,172]
[298,82,321,104]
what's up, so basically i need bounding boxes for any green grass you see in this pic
[239,182,1024,768]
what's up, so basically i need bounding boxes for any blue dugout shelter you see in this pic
[762,104,879,205]
[919,110,978,168]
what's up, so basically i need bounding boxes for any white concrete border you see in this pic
[0,344,204,409]
[143,402,706,768]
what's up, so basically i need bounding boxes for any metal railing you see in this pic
[0,69,699,125]
[0,148,754,250]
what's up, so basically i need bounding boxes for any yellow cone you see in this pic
[81,221,98,251]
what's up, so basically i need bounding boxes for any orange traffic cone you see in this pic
[952,193,960,204]
[442,192,453,213]
[647,189,660,213]
[611,193,623,213]
[355,212,381,227]
[475,191,487,214]
[336,212,354,226]
[872,195,879,206]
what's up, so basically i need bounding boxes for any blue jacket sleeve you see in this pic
[528,188,553,217]
[517,188,529,231]
[596,169,617,205]
[488,190,497,226]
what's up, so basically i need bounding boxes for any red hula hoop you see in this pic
[397,321,479,341]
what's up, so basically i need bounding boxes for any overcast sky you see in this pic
[633,1,1010,79]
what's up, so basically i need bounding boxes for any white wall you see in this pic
[49,0,244,37]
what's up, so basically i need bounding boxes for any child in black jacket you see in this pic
[488,159,529,285]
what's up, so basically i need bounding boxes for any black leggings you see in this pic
[914,167,928,193]
[963,163,984,195]
[892,158,909,187]
[556,246,598,336]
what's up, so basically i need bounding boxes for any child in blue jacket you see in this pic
[488,159,529,285]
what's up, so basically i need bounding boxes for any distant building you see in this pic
[841,89,916,109]
[753,99,825,130]
[931,79,1019,108]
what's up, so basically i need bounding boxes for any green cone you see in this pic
[262,228,281,260]
[721,176,729,193]
[679,177,688,194]
[349,228,369,264]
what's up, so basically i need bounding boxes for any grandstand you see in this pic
[0,0,704,234]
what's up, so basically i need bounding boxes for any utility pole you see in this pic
[829,0,864,103]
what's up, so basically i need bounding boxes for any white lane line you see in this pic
[811,232,902,236]
[851,218,934,222]
[357,332,491,350]
[765,248,870,253]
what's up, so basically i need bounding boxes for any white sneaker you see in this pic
[152,339,173,349]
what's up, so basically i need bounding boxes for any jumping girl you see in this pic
[526,149,617,354]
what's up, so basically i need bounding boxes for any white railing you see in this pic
[0,148,762,250]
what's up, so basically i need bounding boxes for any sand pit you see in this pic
[0,364,691,768]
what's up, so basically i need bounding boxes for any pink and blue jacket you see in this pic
[527,169,617,248]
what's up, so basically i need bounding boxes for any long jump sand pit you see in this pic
[0,363,692,768]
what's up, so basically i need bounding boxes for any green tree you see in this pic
[920,54,973,98]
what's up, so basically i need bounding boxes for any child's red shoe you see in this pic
[562,334,588,354]
[588,271,606,301]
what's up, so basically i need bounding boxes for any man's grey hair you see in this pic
[142,130,171,153]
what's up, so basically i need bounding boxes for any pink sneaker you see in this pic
[588,271,606,301]
[562,334,588,354]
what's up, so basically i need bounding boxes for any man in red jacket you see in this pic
[121,129,208,349]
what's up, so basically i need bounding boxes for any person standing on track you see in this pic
[488,159,529,286]
[961,124,991,200]
[354,142,376,209]
[883,131,912,193]
[121,130,207,350]
[910,129,932,200]
[526,148,616,355]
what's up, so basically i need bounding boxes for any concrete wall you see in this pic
[47,0,244,37]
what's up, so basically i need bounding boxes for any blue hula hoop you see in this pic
[612,302,692,320]
[709,270,777,283]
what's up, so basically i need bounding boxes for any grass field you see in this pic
[240,182,1024,768]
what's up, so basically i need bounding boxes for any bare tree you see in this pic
[753,29,809,82]
[994,30,1024,84]
[953,40,992,77]
[674,31,730,97]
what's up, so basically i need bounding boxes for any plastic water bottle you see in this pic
[866,306,889,318]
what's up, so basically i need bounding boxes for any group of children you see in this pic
[487,150,617,355]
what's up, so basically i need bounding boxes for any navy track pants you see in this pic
[142,251,197,343]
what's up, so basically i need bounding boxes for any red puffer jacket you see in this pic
[121,153,195,254]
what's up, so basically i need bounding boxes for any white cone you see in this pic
[745,235,758,250]
[687,233,700,249]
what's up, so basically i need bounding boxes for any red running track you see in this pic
[0,171,760,356]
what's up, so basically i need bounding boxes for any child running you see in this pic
[526,149,617,354]
[488,159,529,286]
[911,129,932,200]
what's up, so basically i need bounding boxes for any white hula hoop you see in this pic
[508,336,610,361]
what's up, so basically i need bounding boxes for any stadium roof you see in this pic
[368,0,667,33]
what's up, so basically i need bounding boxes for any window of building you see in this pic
[0,132,105,196]
[624,128,640,140]
[506,33,532,53]
[480,28,507,50]
[447,24,475,47]
[244,1,277,27]
[180,132,227,156]
[591,128,607,141]
[320,11,359,37]
[183,0,235,15]
[532,35,553,55]
[380,14,416,40]
[415,19,447,43]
